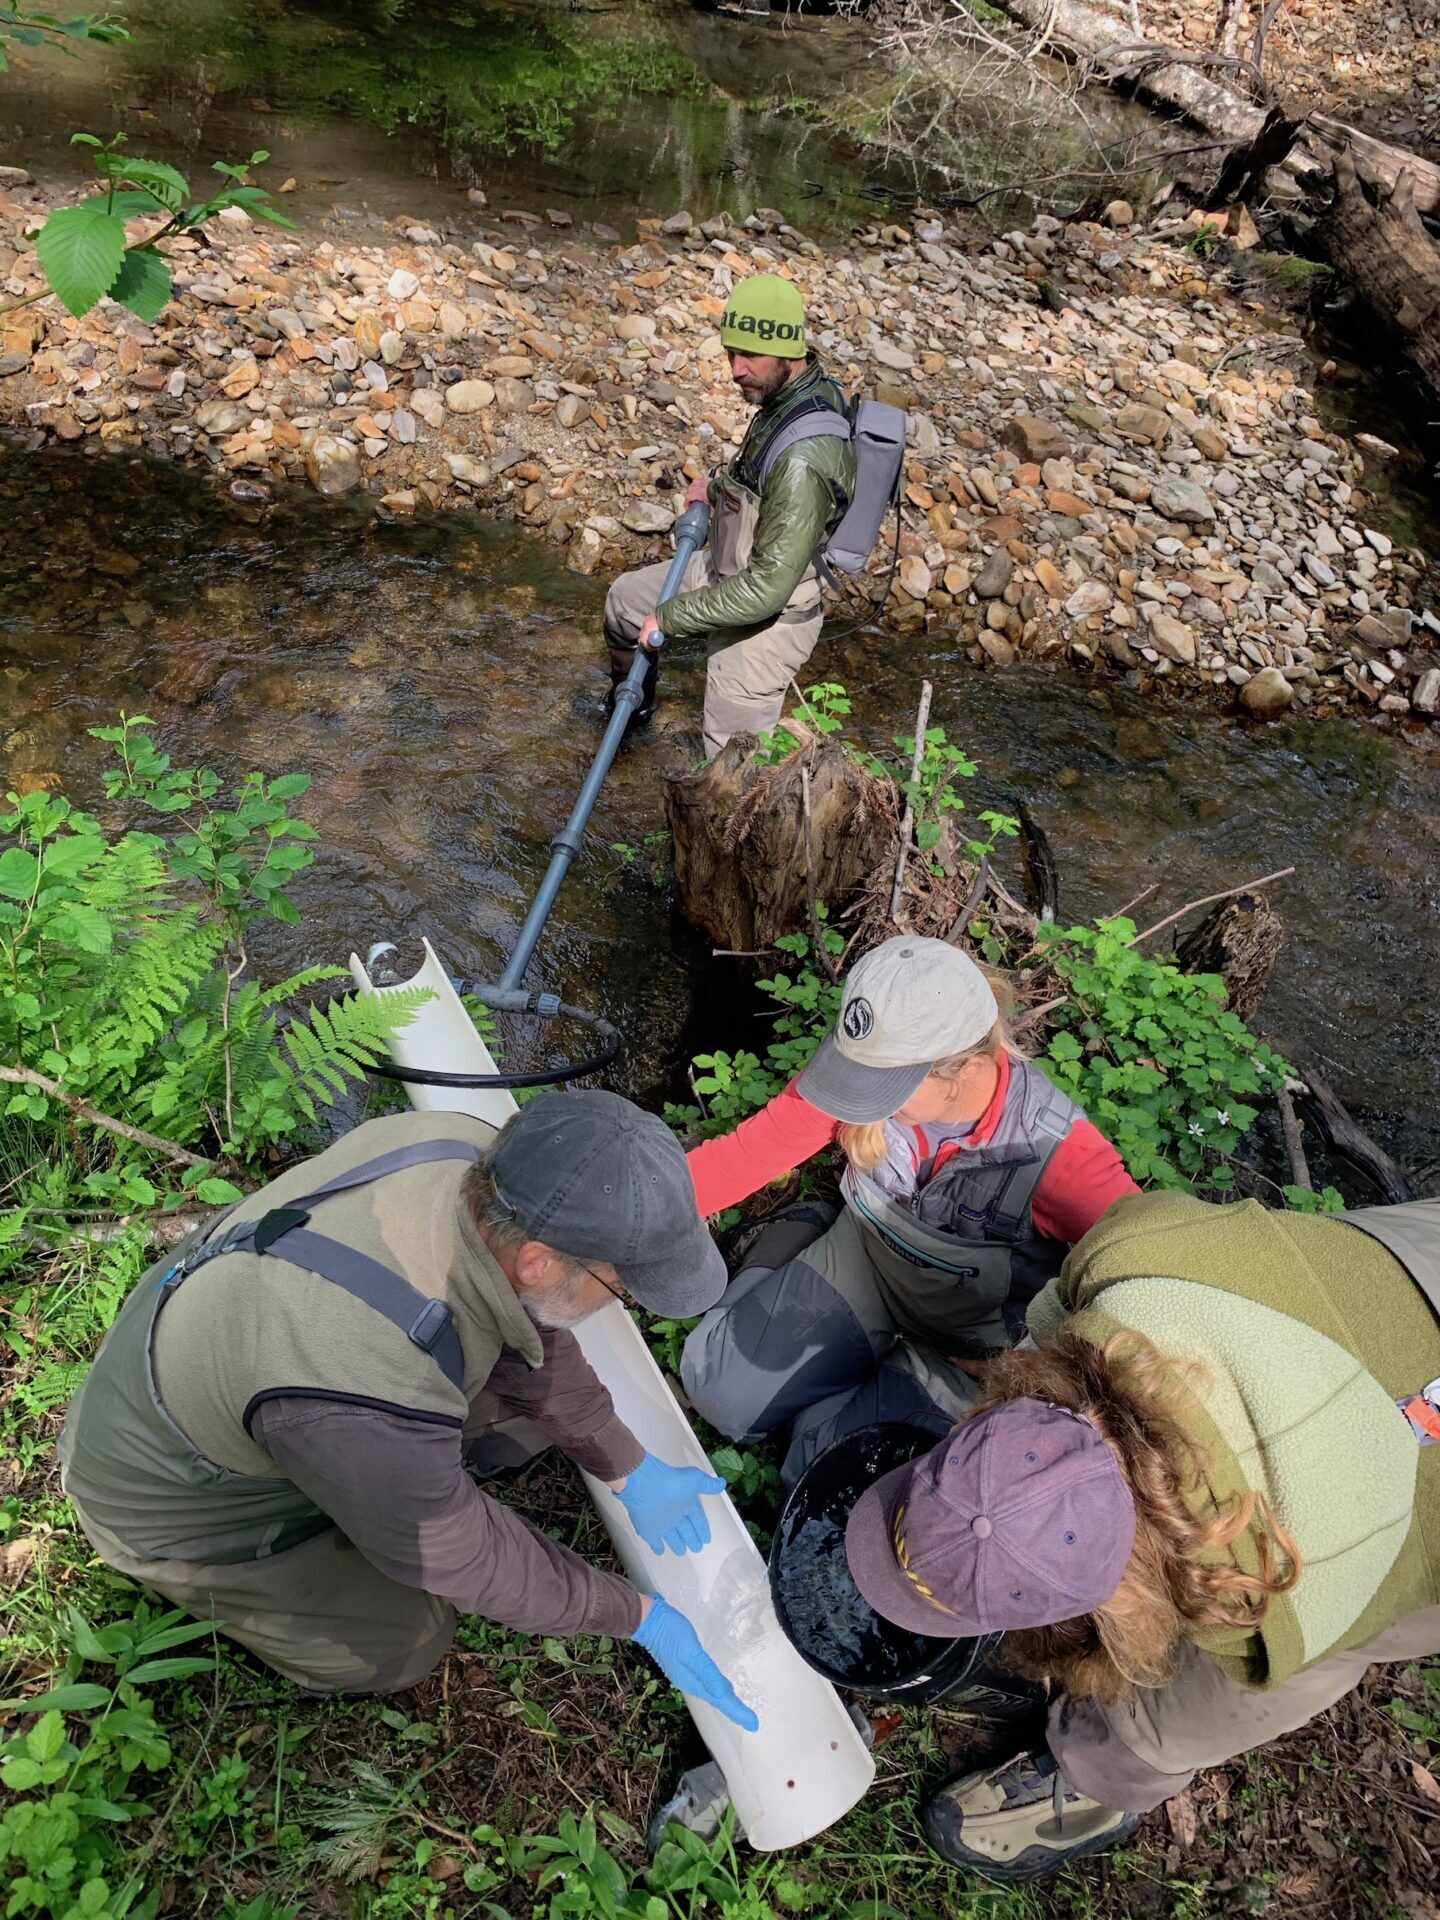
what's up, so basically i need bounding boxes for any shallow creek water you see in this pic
[0,0,1159,236]
[3,440,1437,1185]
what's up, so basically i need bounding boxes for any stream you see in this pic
[2,0,1437,1190]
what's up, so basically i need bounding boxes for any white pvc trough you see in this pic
[349,938,875,1851]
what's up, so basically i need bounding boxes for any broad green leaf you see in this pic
[91,190,169,220]
[119,1655,215,1684]
[113,159,189,210]
[27,1710,66,1764]
[33,203,127,317]
[0,1683,112,1714]
[0,847,39,898]
[46,904,113,953]
[110,248,172,323]
[131,1616,218,1655]
[194,1175,244,1205]
[266,773,310,799]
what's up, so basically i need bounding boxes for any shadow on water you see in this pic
[4,442,1437,1186]
[0,0,1161,237]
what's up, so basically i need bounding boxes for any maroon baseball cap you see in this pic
[844,1400,1136,1638]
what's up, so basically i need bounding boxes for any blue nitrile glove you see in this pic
[633,1596,759,1733]
[612,1453,725,1556]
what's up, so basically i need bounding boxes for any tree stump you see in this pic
[1173,890,1283,1023]
[664,731,898,955]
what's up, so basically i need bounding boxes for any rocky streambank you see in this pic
[1,171,1437,725]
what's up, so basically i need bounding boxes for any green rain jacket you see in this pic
[657,359,857,642]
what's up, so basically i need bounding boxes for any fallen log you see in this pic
[1320,147,1440,412]
[990,0,1440,215]
[1293,1069,1414,1204]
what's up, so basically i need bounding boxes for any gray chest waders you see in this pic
[841,1080,1078,1350]
[61,1139,482,1564]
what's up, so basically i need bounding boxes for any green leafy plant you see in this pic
[0,1599,219,1920]
[0,4,126,69]
[1036,915,1294,1192]
[0,716,428,1182]
[11,132,292,325]
[754,683,854,764]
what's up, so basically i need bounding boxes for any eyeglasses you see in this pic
[575,1259,631,1307]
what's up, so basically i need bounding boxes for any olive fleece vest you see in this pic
[841,1055,1080,1350]
[59,1111,539,1562]
[1030,1192,1440,1687]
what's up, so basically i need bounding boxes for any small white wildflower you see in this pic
[1188,1121,1205,1137]
[1214,1110,1231,1126]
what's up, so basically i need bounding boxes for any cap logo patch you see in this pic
[842,996,874,1040]
[721,309,804,345]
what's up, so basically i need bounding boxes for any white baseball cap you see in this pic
[795,937,1000,1123]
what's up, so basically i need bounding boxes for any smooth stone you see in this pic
[1239,666,1294,717]
[445,379,495,413]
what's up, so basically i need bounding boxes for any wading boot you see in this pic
[605,654,658,733]
[922,1749,1140,1883]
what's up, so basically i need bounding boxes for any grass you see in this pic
[4,1232,1440,1917]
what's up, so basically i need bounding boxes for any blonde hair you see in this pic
[977,1329,1302,1704]
[835,962,1021,1174]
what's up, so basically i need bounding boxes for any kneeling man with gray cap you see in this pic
[59,1091,757,1729]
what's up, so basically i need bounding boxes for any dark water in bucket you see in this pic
[770,1423,1004,1704]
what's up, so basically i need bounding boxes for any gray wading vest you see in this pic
[841,1056,1081,1352]
[751,392,906,582]
[57,1138,482,1564]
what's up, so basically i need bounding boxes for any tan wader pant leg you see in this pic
[603,555,825,757]
[64,1398,553,1696]
[1049,1604,1440,1814]
[68,1502,455,1696]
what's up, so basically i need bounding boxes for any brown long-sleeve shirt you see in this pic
[250,1324,646,1641]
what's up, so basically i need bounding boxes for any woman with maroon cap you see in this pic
[843,1187,1440,1882]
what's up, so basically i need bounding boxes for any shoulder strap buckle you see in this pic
[253,1207,311,1256]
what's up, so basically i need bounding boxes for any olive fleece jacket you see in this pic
[656,360,856,640]
[1029,1192,1440,1688]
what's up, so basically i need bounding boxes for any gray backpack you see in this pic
[754,393,907,581]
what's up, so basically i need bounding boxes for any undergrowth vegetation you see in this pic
[667,684,1338,1212]
[0,705,1392,1919]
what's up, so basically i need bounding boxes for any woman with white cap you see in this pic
[841,1186,1440,1881]
[681,936,1137,1483]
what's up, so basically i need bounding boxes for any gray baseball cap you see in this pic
[795,937,1000,1124]
[490,1090,725,1316]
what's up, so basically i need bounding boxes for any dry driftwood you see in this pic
[664,730,897,955]
[1172,889,1284,1025]
[991,0,1440,215]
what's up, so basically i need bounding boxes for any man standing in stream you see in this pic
[603,272,857,758]
[58,1091,757,1729]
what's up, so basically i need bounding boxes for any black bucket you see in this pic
[768,1422,1042,1719]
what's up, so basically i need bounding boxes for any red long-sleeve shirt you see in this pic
[687,1052,1139,1246]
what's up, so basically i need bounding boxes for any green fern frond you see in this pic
[258,963,349,1009]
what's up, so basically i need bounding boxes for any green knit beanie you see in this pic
[719,273,807,358]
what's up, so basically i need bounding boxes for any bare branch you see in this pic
[0,1064,227,1170]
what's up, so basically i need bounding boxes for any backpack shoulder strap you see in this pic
[161,1137,484,1391]
[249,1221,466,1390]
[754,399,852,490]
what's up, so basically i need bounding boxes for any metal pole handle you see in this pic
[497,500,710,993]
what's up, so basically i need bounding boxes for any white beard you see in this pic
[520,1276,604,1330]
